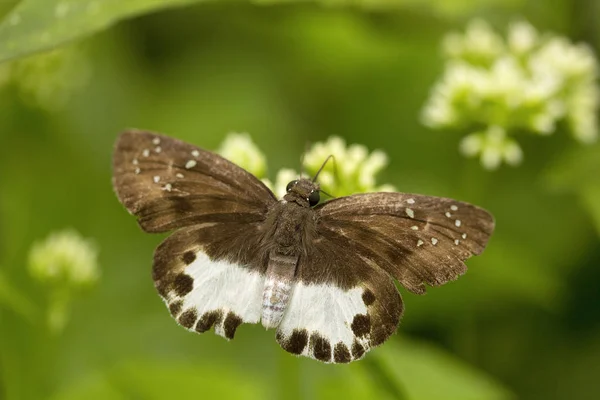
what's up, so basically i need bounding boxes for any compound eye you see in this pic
[308,190,320,207]
[286,180,298,192]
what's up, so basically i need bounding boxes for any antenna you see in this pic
[319,189,336,199]
[312,155,335,182]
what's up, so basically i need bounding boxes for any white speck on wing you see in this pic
[185,160,197,169]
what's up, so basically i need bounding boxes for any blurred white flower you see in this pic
[28,229,99,333]
[460,126,523,170]
[28,229,99,287]
[443,19,505,65]
[218,134,395,200]
[508,20,538,55]
[219,134,395,200]
[423,18,599,169]
[218,132,267,178]
[302,136,395,197]
[568,85,599,143]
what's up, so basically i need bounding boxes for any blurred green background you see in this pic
[1,0,599,399]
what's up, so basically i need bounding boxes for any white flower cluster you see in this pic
[217,134,395,200]
[28,229,99,287]
[0,46,91,112]
[422,19,599,169]
[300,136,395,198]
[218,132,267,178]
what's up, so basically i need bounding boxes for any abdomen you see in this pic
[261,252,298,329]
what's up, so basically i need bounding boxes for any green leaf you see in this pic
[374,337,515,400]
[51,360,267,400]
[0,0,208,63]
[0,0,526,64]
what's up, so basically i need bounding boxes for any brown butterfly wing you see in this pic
[315,192,495,294]
[112,130,277,232]
[275,233,404,363]
[113,130,277,339]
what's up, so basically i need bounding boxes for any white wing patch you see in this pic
[276,283,372,363]
[163,250,264,340]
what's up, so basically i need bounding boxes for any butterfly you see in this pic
[112,130,495,363]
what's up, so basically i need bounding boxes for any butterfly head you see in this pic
[284,179,320,207]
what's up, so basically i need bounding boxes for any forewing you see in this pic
[113,130,276,338]
[112,130,277,232]
[276,235,403,363]
[316,192,495,294]
[153,223,269,340]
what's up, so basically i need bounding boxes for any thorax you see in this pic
[265,200,317,254]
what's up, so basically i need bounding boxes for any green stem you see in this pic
[0,270,38,324]
[47,286,72,334]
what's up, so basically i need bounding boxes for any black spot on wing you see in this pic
[310,333,332,362]
[169,300,183,317]
[351,314,371,338]
[334,342,352,363]
[182,251,196,265]
[178,308,198,329]
[351,340,365,359]
[362,289,376,306]
[195,310,223,333]
[155,279,170,298]
[171,197,194,213]
[223,312,243,339]
[279,329,309,355]
[173,274,194,297]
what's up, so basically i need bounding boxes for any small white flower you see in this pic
[460,126,523,170]
[218,132,267,178]
[566,84,599,143]
[508,20,538,55]
[28,229,99,287]
[443,19,505,65]
[459,133,484,157]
